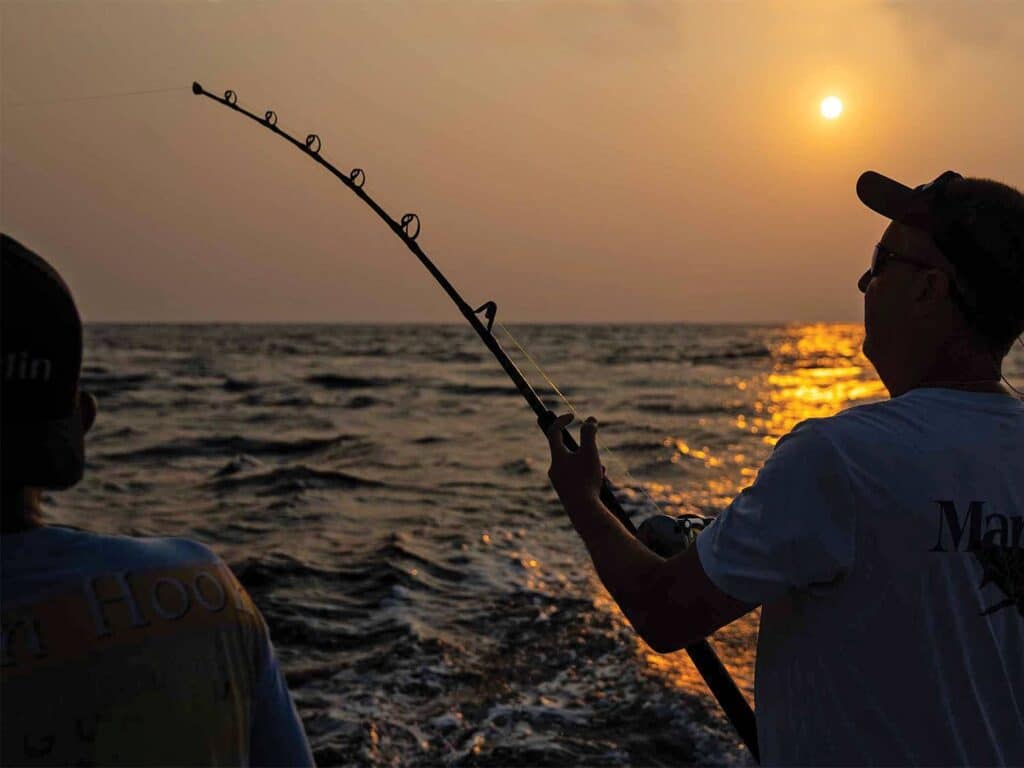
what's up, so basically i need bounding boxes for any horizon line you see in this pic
[82,318,864,327]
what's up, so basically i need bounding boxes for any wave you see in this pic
[306,374,392,389]
[412,435,446,445]
[634,401,746,416]
[79,371,153,396]
[346,395,382,409]
[435,351,484,363]
[240,393,317,408]
[378,537,467,584]
[232,540,465,619]
[106,433,359,461]
[594,343,770,367]
[500,458,536,476]
[209,464,384,493]
[222,377,262,392]
[438,383,519,397]
[687,346,770,364]
[213,455,263,477]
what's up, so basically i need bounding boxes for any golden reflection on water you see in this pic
[752,323,887,446]
[606,323,888,704]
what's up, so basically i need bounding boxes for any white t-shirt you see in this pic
[696,387,1024,767]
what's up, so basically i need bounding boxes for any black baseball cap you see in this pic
[856,170,1024,344]
[1,234,86,489]
[856,170,965,232]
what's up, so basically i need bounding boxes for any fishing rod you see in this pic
[192,81,759,763]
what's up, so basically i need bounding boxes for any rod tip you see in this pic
[191,81,203,95]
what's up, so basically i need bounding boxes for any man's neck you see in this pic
[914,379,1013,396]
[1,488,44,534]
[907,334,1012,397]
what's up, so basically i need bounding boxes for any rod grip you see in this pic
[687,641,760,762]
[538,409,637,534]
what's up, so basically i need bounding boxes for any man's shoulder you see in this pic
[56,525,220,565]
[794,396,906,441]
[772,398,911,464]
[2,526,226,590]
[781,392,987,464]
[88,530,222,570]
[2,527,259,643]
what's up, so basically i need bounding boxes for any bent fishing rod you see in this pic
[192,81,759,763]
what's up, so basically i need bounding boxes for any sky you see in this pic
[2,0,1023,323]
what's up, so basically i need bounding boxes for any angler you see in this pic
[548,170,1024,766]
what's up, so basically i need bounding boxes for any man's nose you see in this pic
[857,269,872,294]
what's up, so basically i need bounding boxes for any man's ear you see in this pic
[79,391,98,434]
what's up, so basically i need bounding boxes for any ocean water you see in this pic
[48,323,1022,766]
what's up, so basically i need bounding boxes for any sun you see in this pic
[820,96,843,120]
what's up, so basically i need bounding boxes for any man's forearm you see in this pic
[564,493,669,638]
[546,416,751,653]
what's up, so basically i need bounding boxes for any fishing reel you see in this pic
[637,513,708,558]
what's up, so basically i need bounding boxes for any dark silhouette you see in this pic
[547,171,1024,766]
[1,233,314,766]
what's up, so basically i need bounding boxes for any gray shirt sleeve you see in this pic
[696,419,857,605]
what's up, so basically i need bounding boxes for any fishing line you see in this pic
[495,320,672,518]
[4,86,189,108]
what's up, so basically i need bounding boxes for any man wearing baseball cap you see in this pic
[545,172,1023,765]
[1,234,314,766]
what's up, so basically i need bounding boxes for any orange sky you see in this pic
[2,1,1022,322]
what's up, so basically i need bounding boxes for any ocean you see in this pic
[48,322,1021,766]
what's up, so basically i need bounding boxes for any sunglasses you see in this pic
[857,244,949,294]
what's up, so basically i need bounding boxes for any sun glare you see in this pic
[820,96,843,120]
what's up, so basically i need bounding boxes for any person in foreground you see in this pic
[546,171,1024,766]
[0,234,314,766]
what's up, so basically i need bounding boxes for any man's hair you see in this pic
[932,177,1024,355]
